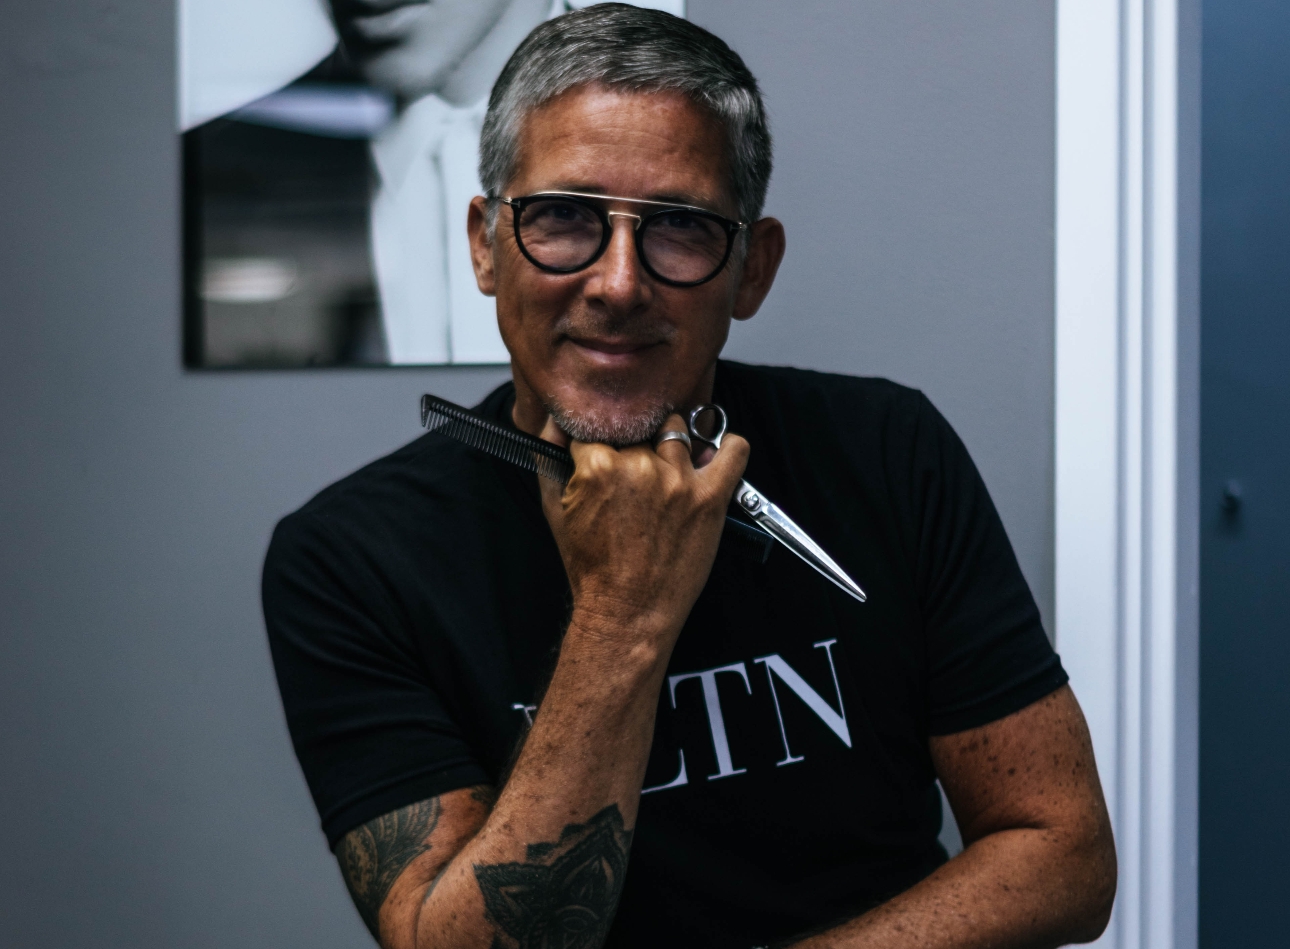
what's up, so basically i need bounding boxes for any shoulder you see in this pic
[269,383,518,561]
[264,430,486,573]
[717,359,931,430]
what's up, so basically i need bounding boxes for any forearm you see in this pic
[789,825,1115,949]
[497,605,672,816]
[403,608,672,949]
[371,416,749,949]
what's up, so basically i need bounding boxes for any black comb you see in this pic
[419,393,774,564]
[421,393,574,484]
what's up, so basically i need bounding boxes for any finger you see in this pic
[539,416,571,449]
[536,417,571,527]
[697,432,751,497]
[538,458,566,526]
[551,416,621,476]
[692,444,718,469]
[651,414,696,470]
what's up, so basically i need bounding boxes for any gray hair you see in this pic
[479,3,772,227]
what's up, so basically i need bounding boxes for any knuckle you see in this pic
[583,447,616,478]
[627,452,656,481]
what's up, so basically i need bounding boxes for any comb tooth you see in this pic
[538,454,574,483]
[420,393,574,485]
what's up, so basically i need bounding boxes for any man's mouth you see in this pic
[569,337,658,355]
[336,0,431,43]
[564,336,665,366]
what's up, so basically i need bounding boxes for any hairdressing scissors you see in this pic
[687,405,867,603]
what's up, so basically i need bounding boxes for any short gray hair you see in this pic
[479,3,772,225]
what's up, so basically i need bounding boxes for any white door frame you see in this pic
[1054,1,1200,947]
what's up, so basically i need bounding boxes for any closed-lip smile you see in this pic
[570,337,658,355]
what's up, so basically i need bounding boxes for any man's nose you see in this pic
[587,213,651,310]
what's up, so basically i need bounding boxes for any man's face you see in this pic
[328,0,509,101]
[471,86,782,444]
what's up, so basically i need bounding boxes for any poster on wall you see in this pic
[180,0,686,368]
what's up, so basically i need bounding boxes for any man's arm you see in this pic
[332,416,750,949]
[334,787,493,939]
[788,684,1116,949]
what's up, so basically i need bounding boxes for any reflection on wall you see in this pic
[190,109,383,366]
[180,0,685,368]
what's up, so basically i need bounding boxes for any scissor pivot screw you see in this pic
[740,492,762,513]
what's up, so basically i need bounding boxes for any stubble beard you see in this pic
[545,380,672,448]
[542,313,676,447]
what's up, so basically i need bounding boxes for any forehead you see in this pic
[508,86,734,212]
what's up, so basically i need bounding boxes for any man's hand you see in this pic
[538,414,750,645]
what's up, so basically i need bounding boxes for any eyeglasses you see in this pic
[497,191,747,287]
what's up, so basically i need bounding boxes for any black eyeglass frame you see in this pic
[496,191,748,288]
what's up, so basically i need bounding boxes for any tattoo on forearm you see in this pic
[473,804,633,949]
[335,797,442,938]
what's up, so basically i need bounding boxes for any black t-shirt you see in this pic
[263,361,1066,947]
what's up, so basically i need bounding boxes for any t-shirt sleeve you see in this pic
[262,509,489,848]
[907,394,1068,735]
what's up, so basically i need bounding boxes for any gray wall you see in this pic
[0,1,1053,946]
[696,0,1056,622]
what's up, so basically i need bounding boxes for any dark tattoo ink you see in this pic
[335,797,442,938]
[472,804,633,949]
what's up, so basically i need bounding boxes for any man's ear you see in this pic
[731,216,786,321]
[468,196,497,296]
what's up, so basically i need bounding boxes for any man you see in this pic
[263,6,1116,948]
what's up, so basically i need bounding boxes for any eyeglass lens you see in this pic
[515,197,731,285]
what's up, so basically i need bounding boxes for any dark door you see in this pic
[1200,1,1290,944]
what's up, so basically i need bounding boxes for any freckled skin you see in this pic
[791,686,1116,949]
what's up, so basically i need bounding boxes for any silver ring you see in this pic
[653,429,693,452]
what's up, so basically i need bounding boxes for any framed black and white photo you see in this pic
[180,0,685,368]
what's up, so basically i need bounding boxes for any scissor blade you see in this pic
[735,482,867,603]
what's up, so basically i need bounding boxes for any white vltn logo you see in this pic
[641,639,850,794]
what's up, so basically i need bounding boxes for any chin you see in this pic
[547,395,672,448]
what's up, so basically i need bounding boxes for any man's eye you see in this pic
[531,202,593,225]
[659,211,700,229]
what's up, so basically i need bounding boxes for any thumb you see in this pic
[537,416,570,534]
[539,415,571,449]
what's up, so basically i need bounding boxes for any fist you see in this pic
[538,415,750,646]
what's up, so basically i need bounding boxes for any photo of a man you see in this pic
[180,0,683,367]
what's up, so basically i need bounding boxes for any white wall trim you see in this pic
[1054,1,1199,947]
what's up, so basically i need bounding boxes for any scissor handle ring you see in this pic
[688,403,728,450]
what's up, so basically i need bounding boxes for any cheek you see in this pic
[494,265,577,348]
[671,287,736,350]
